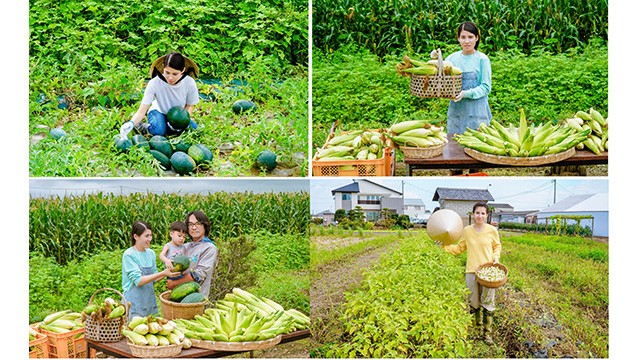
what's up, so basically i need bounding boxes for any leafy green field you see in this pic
[312,42,607,150]
[311,231,608,358]
[29,0,308,176]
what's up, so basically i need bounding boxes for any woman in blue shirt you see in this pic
[446,21,492,136]
[122,220,180,319]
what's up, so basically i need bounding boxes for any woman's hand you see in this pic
[453,91,465,102]
[493,258,498,264]
[162,259,174,270]
[120,120,134,137]
[161,268,181,278]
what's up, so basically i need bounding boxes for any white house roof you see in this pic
[331,180,402,196]
[538,193,608,214]
[404,198,425,206]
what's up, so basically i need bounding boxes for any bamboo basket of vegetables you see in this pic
[385,119,449,159]
[397,49,462,99]
[476,262,508,288]
[82,288,129,342]
[454,108,589,166]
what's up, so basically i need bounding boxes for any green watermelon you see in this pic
[167,106,191,130]
[132,134,150,151]
[188,144,214,165]
[232,100,257,114]
[149,135,173,158]
[172,255,191,272]
[113,136,132,153]
[50,127,67,140]
[173,138,191,153]
[256,149,277,171]
[170,151,196,175]
[150,150,171,170]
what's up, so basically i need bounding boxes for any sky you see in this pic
[28,178,309,198]
[310,178,609,214]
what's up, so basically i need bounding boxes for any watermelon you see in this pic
[171,255,191,272]
[188,144,214,165]
[132,134,150,151]
[232,100,257,114]
[50,127,67,140]
[150,150,171,170]
[167,106,191,130]
[149,135,173,158]
[170,151,197,175]
[113,136,132,153]
[256,149,277,171]
[173,138,191,153]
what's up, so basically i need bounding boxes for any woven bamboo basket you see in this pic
[410,49,462,99]
[159,290,205,320]
[190,335,282,351]
[128,342,182,358]
[463,147,575,166]
[29,332,50,358]
[400,142,445,159]
[84,288,128,342]
[476,262,509,288]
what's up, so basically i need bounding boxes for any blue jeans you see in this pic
[147,110,198,136]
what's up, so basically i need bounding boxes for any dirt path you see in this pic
[309,237,403,352]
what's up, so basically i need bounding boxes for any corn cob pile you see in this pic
[396,55,462,77]
[454,108,590,157]
[122,315,192,349]
[35,309,84,334]
[386,120,448,148]
[29,326,39,341]
[82,296,127,323]
[564,107,608,155]
[174,288,310,343]
[315,130,387,161]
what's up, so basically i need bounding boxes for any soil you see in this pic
[309,236,403,354]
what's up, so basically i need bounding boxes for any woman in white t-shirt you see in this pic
[120,52,200,137]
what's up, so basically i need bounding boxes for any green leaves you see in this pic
[325,237,473,358]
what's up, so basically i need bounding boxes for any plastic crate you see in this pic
[29,332,49,358]
[313,146,395,176]
[39,326,89,358]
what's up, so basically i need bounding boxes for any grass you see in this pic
[311,232,405,269]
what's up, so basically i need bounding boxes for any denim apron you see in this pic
[447,72,492,135]
[124,264,158,320]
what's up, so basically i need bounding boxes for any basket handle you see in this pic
[88,287,130,318]
[436,49,444,97]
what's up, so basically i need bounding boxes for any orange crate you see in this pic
[29,332,49,358]
[39,326,89,358]
[313,146,395,176]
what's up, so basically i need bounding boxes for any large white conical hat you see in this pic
[427,209,463,245]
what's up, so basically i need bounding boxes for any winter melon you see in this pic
[188,144,214,165]
[149,135,173,158]
[170,151,196,175]
[180,292,205,304]
[167,106,191,130]
[132,134,150,151]
[232,100,257,114]
[50,127,67,140]
[150,150,171,171]
[114,136,133,153]
[169,282,200,302]
[256,149,277,171]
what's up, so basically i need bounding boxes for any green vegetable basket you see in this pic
[84,288,129,343]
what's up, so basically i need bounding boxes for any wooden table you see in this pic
[85,330,310,358]
[403,135,608,176]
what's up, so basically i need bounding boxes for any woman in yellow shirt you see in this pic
[441,202,501,343]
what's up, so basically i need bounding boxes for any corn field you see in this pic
[313,0,608,57]
[29,191,310,265]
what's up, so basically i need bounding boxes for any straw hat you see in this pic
[427,209,463,245]
[149,53,199,79]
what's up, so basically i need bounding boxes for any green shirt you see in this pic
[446,50,492,100]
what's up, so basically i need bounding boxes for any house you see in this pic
[313,210,335,226]
[404,198,430,223]
[535,193,608,237]
[494,210,538,224]
[432,187,495,225]
[331,180,403,222]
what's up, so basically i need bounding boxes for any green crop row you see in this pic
[29,191,310,265]
[313,0,607,57]
[321,236,472,358]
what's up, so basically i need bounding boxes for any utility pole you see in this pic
[553,179,557,204]
[401,180,405,215]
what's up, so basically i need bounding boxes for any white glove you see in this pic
[120,120,134,137]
